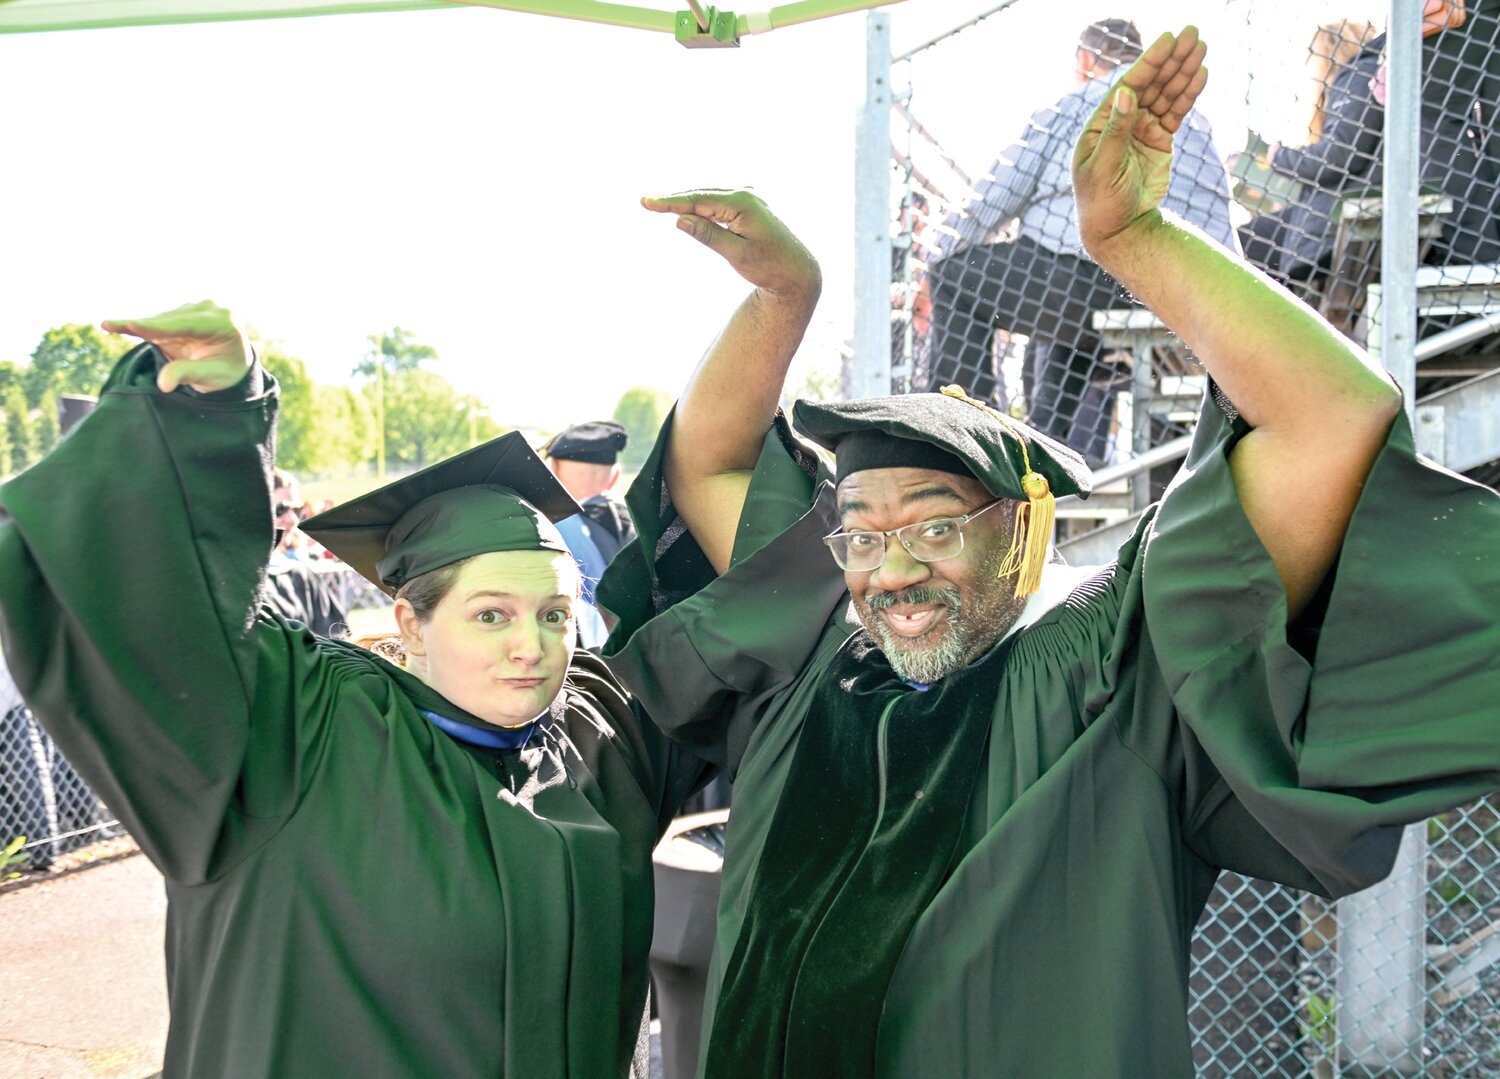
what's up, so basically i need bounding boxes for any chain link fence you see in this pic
[4,4,1497,1075]
[885,0,1500,510]
[0,662,121,872]
[878,1,1500,1074]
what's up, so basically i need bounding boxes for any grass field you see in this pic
[300,472,400,509]
[345,606,398,641]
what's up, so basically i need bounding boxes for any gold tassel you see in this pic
[938,384,1055,597]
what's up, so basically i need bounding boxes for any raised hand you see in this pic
[101,301,252,394]
[1073,27,1209,255]
[641,189,822,300]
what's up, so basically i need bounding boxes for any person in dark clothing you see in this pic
[1273,27,1385,282]
[260,468,349,637]
[261,556,348,638]
[1413,0,1500,265]
[927,18,1235,467]
[1237,24,1385,303]
[0,301,710,1079]
[1241,1,1498,338]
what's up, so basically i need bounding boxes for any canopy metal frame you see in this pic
[0,0,905,44]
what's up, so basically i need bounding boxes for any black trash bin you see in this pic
[650,808,728,1079]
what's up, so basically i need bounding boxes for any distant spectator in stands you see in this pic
[1410,0,1500,266]
[1242,0,1496,335]
[928,18,1237,467]
[272,469,308,560]
[1238,22,1384,304]
[542,420,637,647]
[263,468,347,637]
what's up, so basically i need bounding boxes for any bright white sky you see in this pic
[0,0,1387,434]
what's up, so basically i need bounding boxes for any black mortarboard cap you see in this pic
[301,431,582,595]
[543,420,629,464]
[792,389,1093,501]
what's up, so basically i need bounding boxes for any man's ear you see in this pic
[608,462,622,489]
[394,597,427,657]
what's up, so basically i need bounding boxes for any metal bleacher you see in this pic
[1056,257,1500,565]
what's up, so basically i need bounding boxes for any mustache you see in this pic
[864,585,961,612]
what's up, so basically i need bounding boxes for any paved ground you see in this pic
[0,845,668,1079]
[0,850,167,1079]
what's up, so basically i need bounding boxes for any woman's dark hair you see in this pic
[395,556,475,620]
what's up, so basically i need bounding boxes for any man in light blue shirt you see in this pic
[928,18,1237,466]
[544,420,637,648]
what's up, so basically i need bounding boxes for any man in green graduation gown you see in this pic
[599,29,1500,1078]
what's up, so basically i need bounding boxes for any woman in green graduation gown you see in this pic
[0,301,709,1078]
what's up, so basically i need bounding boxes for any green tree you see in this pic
[787,348,844,405]
[309,384,378,473]
[0,410,14,478]
[354,327,440,478]
[4,387,35,473]
[355,327,438,377]
[460,396,506,447]
[611,385,673,470]
[0,361,23,400]
[34,391,60,459]
[26,324,129,406]
[258,343,317,473]
[378,369,471,468]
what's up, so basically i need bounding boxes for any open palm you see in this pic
[1073,27,1209,250]
[641,189,822,298]
[102,301,251,394]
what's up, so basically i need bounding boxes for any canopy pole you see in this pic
[848,9,892,398]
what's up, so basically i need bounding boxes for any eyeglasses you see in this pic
[822,499,1006,572]
[275,502,304,518]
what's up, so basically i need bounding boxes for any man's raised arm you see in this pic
[1072,28,1401,614]
[641,190,822,574]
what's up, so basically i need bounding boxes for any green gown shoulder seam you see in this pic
[1182,774,1235,835]
[1106,703,1178,802]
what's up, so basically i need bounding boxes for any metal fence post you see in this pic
[1336,0,1427,1072]
[1338,829,1428,1075]
[1380,0,1422,408]
[849,10,892,399]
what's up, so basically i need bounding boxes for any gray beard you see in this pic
[855,585,978,684]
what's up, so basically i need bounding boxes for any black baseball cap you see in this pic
[542,420,630,465]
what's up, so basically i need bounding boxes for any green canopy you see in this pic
[0,0,903,43]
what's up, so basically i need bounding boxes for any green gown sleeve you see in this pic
[599,409,849,772]
[0,344,289,883]
[869,400,1498,1078]
[1143,398,1500,897]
